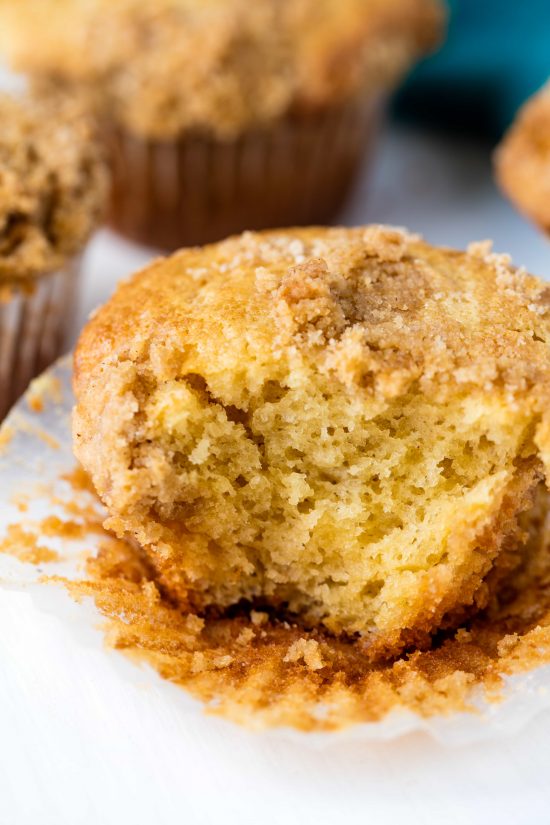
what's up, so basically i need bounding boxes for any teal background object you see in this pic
[395,0,550,140]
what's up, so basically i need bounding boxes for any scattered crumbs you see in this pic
[60,519,550,731]
[185,614,205,635]
[61,465,98,495]
[26,374,63,414]
[214,655,234,669]
[8,466,550,732]
[40,516,89,540]
[250,610,268,626]
[191,652,207,674]
[11,494,29,513]
[0,524,60,564]
[6,414,61,451]
[190,652,232,674]
[0,424,15,454]
[497,633,520,657]
[236,627,255,645]
[284,638,325,671]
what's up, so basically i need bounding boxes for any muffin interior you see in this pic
[73,226,550,659]
[142,371,540,645]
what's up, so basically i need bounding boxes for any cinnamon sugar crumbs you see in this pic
[0,424,14,453]
[284,638,325,671]
[51,511,550,732]
[62,466,98,494]
[40,515,90,541]
[6,412,61,451]
[27,374,63,413]
[0,524,59,564]
[7,468,550,732]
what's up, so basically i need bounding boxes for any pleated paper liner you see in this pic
[0,258,80,420]
[106,96,382,251]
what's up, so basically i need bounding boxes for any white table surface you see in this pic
[2,121,550,825]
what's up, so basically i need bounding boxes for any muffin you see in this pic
[73,226,550,660]
[0,0,444,251]
[496,81,550,233]
[0,91,106,420]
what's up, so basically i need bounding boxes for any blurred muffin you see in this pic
[0,91,106,419]
[73,225,550,660]
[496,81,550,233]
[0,0,444,250]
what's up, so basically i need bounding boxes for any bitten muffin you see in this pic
[0,91,106,419]
[0,0,444,250]
[496,81,550,234]
[73,226,550,660]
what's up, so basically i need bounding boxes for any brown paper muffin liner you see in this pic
[106,95,383,250]
[0,256,81,420]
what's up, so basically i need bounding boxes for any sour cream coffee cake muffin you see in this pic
[0,0,443,250]
[0,91,105,419]
[73,226,550,660]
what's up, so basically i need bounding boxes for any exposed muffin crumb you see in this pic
[0,0,444,139]
[284,638,325,671]
[0,92,107,286]
[74,226,550,660]
[495,81,550,234]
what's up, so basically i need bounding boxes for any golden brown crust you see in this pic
[0,92,107,286]
[0,0,445,139]
[73,226,550,660]
[496,81,550,234]
[74,227,550,405]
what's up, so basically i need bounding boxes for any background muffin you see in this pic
[73,225,550,660]
[0,0,444,250]
[496,81,550,235]
[0,91,106,419]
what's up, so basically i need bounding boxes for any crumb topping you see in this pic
[0,92,107,286]
[0,0,444,138]
[75,225,550,409]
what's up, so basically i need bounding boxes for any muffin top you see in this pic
[0,0,444,139]
[75,225,550,414]
[496,81,550,234]
[0,92,107,287]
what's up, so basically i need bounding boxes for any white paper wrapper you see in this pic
[2,357,550,747]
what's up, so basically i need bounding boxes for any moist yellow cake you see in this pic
[73,226,550,659]
[496,81,550,234]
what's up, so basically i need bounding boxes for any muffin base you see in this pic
[0,258,80,420]
[106,97,383,250]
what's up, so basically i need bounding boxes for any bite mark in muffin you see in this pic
[73,226,550,660]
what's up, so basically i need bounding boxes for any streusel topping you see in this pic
[0,0,444,138]
[0,92,106,286]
